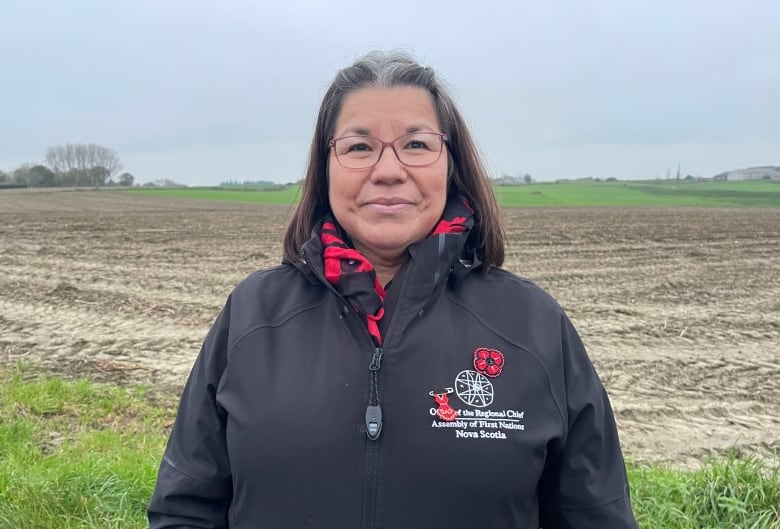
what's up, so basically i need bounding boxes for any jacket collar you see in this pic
[293,196,481,293]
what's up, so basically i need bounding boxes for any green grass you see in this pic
[0,363,174,529]
[1,365,778,528]
[629,456,780,529]
[125,185,301,205]
[123,180,780,208]
[493,180,780,207]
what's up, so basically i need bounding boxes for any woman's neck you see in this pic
[355,244,406,287]
[374,265,400,288]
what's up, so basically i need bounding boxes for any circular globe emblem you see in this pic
[454,370,494,408]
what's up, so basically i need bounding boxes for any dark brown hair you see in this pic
[282,50,504,267]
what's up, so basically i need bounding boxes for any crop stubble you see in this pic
[1,189,778,465]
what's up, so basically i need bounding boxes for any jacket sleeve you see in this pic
[538,313,639,529]
[147,299,233,529]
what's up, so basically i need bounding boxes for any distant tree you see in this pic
[85,166,110,186]
[11,164,33,185]
[59,169,79,187]
[523,173,533,184]
[117,172,135,186]
[44,143,123,182]
[28,165,57,187]
[0,170,8,184]
[55,166,110,187]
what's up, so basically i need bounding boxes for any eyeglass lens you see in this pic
[332,133,444,168]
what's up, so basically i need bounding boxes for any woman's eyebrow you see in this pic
[339,127,371,136]
[406,125,436,133]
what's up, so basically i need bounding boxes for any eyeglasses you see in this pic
[329,132,448,169]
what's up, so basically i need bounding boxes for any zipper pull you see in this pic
[369,347,383,371]
[365,404,383,440]
[366,348,384,439]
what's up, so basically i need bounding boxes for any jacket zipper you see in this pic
[363,347,383,529]
[300,246,387,529]
[339,318,384,529]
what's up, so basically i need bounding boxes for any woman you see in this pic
[148,51,638,529]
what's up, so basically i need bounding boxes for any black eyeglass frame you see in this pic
[328,132,448,169]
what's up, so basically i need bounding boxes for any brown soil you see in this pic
[1,188,778,466]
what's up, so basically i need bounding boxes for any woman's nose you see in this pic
[370,145,407,183]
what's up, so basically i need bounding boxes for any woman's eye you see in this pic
[347,142,372,152]
[405,140,429,150]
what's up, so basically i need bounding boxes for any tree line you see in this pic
[0,143,134,188]
[492,173,533,185]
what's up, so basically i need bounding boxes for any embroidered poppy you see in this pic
[473,348,504,378]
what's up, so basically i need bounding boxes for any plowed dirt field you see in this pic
[1,188,778,465]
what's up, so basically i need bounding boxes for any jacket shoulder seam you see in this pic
[227,299,327,358]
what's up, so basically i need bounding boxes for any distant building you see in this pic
[713,166,780,181]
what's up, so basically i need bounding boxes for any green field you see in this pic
[126,185,301,205]
[495,180,780,207]
[1,367,778,529]
[125,180,780,207]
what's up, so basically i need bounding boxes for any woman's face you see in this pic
[328,86,448,265]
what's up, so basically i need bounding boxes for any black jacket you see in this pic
[148,225,638,529]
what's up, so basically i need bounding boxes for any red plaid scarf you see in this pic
[319,197,473,346]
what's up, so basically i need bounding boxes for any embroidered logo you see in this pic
[473,348,504,378]
[429,388,458,422]
[454,370,494,407]
[428,347,525,440]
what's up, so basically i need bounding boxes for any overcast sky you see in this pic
[1,0,778,185]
